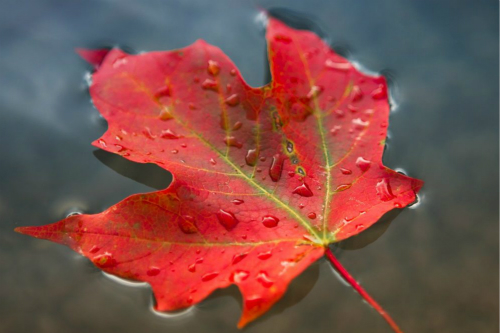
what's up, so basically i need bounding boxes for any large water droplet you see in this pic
[245,296,264,310]
[154,86,170,99]
[202,79,218,91]
[269,154,284,182]
[159,107,173,121]
[292,183,313,197]
[160,129,180,139]
[340,168,352,175]
[232,253,248,265]
[231,199,244,205]
[207,60,220,76]
[351,85,363,102]
[178,215,197,234]
[201,272,219,282]
[230,270,249,283]
[89,245,100,254]
[302,234,317,242]
[325,59,351,71]
[335,184,352,192]
[257,271,274,288]
[97,139,107,147]
[376,178,395,201]
[307,212,317,219]
[257,251,272,260]
[216,209,239,230]
[147,267,161,276]
[352,118,369,130]
[355,224,365,232]
[92,253,116,268]
[188,263,196,272]
[143,127,156,140]
[224,136,243,149]
[225,94,240,106]
[371,84,387,100]
[114,144,126,153]
[233,121,243,130]
[330,125,342,136]
[245,149,258,166]
[262,215,279,228]
[356,157,371,172]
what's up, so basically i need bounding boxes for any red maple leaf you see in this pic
[16,18,422,332]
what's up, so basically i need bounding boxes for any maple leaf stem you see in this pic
[324,248,403,333]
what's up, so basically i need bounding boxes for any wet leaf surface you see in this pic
[16,18,422,329]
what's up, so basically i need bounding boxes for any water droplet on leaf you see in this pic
[292,183,313,197]
[376,178,395,201]
[230,270,250,283]
[245,149,258,166]
[257,251,272,260]
[216,209,239,230]
[202,79,218,91]
[352,118,369,129]
[325,59,351,71]
[371,84,387,100]
[224,136,243,149]
[225,94,240,106]
[160,129,180,139]
[231,199,244,205]
[335,184,352,192]
[201,272,219,282]
[147,267,161,276]
[178,215,197,234]
[159,108,173,121]
[257,271,274,288]
[232,253,248,265]
[351,85,363,102]
[340,168,352,175]
[233,121,243,130]
[262,215,279,228]
[355,224,365,232]
[330,125,342,136]
[269,154,284,182]
[356,157,371,172]
[154,86,170,99]
[207,60,220,76]
[92,253,116,268]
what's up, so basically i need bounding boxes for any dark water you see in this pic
[1,1,498,332]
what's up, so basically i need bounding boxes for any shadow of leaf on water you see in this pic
[93,149,172,190]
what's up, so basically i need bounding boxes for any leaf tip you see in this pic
[14,225,42,237]
[76,48,110,69]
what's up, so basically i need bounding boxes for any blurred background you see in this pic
[0,1,498,332]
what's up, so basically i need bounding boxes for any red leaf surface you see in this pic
[16,18,422,330]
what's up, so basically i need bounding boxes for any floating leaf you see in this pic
[16,18,422,331]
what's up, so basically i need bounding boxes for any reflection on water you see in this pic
[102,272,149,288]
[1,1,498,333]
